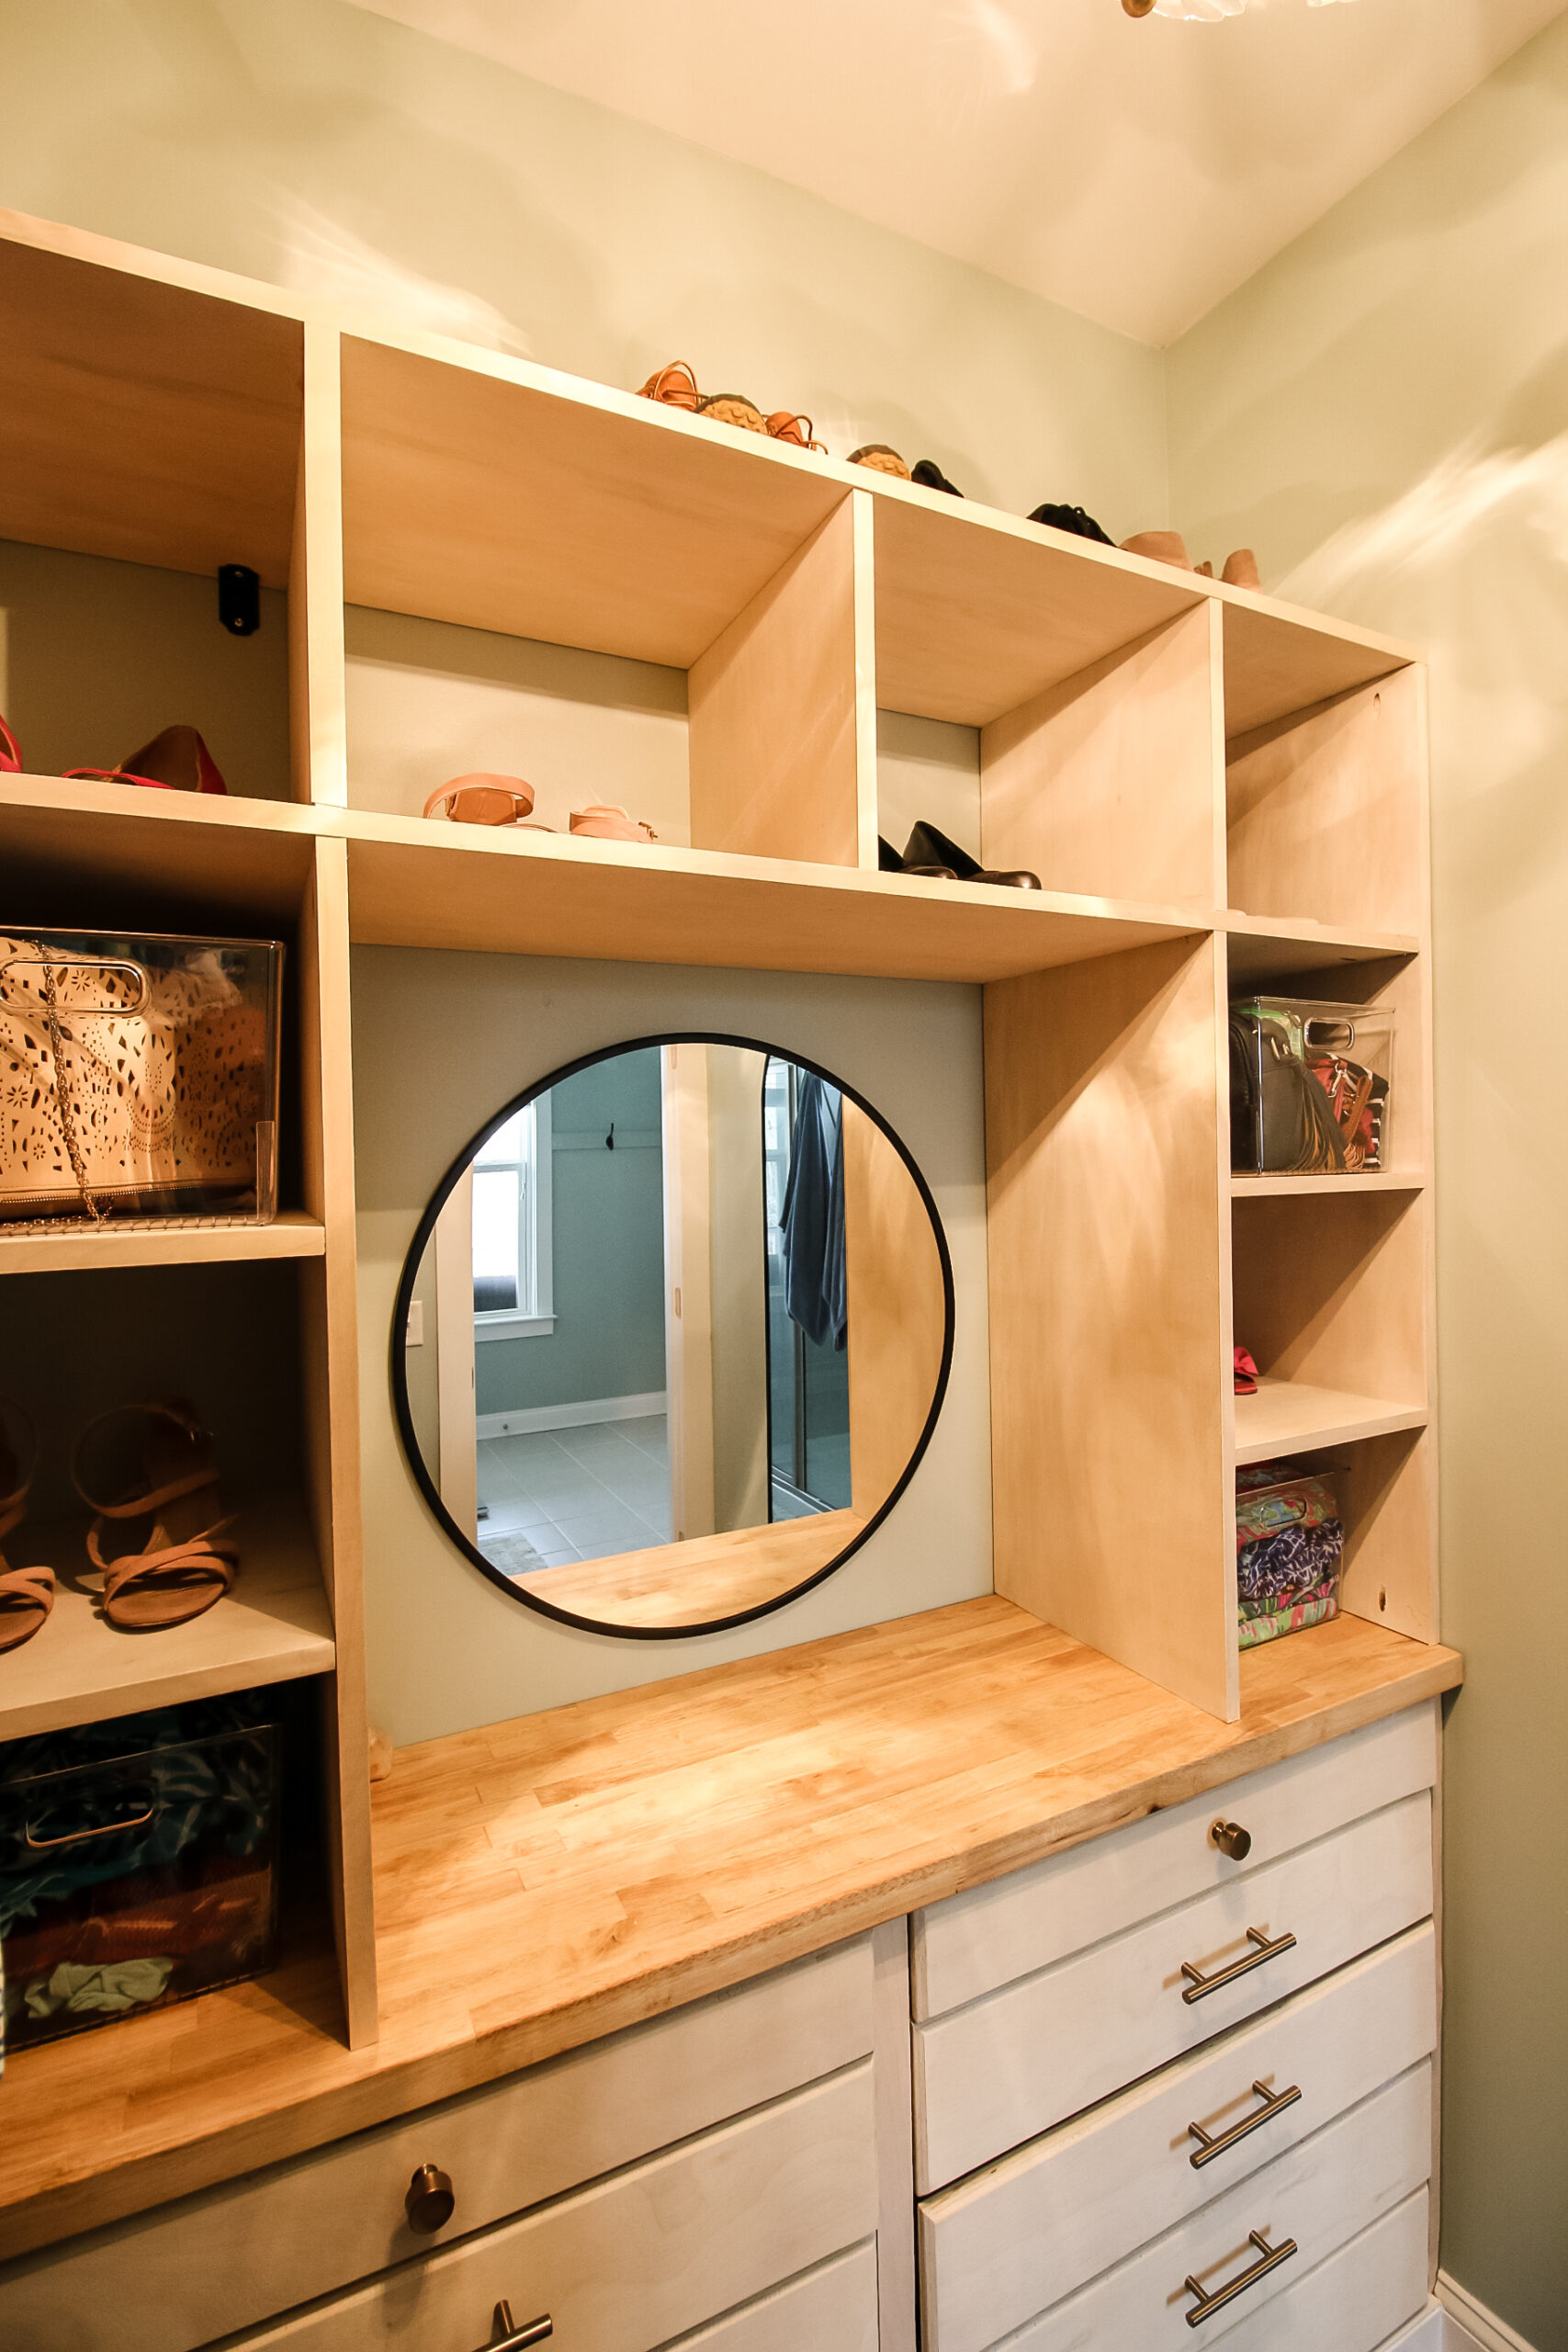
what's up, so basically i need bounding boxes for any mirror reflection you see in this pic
[398,1039,951,1634]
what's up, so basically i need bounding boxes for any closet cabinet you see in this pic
[0,200,1454,2348]
[913,1705,1440,2349]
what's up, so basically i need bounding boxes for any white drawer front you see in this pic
[913,1705,1435,2020]
[0,1938,874,2352]
[668,2241,878,2352]
[1208,2188,1428,2352]
[915,1792,1431,2190]
[987,2060,1429,2350]
[223,2063,877,2352]
[919,1923,1436,2352]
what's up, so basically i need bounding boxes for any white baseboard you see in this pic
[1438,2272,1540,2352]
[1383,2306,1446,2350]
[478,1391,666,1439]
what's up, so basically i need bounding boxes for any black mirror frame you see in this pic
[389,1030,956,1640]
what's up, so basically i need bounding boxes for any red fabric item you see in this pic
[1234,1346,1258,1396]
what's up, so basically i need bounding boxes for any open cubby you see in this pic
[0,235,306,808]
[344,607,690,842]
[0,208,1442,2060]
[1238,1428,1435,1648]
[0,1261,336,1741]
[1232,1188,1429,1430]
[1225,663,1426,934]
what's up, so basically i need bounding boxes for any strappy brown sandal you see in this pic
[0,1398,53,1654]
[637,360,701,411]
[765,412,827,453]
[72,1401,240,1631]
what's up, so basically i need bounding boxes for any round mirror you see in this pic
[391,1035,953,1636]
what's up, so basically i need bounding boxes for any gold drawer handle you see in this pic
[1188,2078,1302,2168]
[481,2305,552,2351]
[1180,1926,1296,2005]
[1184,2229,1297,2326]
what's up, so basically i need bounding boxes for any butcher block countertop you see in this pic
[0,1596,1461,2260]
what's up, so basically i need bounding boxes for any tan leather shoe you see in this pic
[1120,530,1193,570]
[1223,548,1262,589]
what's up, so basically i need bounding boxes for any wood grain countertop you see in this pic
[0,1597,1461,2260]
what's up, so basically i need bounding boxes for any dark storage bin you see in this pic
[0,1694,278,2056]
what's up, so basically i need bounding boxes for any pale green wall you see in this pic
[0,0,1166,533]
[476,1053,667,1418]
[1169,19,1568,2340]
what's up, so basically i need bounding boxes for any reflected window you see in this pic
[473,1097,554,1334]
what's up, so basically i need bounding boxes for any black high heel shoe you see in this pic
[882,822,1041,892]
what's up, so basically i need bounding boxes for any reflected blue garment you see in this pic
[781,1075,847,1351]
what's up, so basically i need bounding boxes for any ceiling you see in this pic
[346,0,1561,345]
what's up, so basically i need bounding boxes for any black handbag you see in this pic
[1229,1001,1348,1173]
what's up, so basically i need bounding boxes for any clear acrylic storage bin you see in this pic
[0,927,283,1226]
[1235,1457,1344,1649]
[0,1696,279,2056]
[1230,997,1394,1175]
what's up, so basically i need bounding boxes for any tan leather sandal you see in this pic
[570,803,659,844]
[637,360,701,411]
[765,412,826,453]
[0,1397,54,1655]
[73,1401,239,1631]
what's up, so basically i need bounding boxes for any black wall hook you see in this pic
[605,1122,615,1150]
[219,564,261,636]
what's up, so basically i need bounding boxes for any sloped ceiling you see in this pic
[345,0,1562,344]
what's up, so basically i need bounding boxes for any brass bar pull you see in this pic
[1180,1926,1296,2005]
[1184,2230,1297,2326]
[482,2303,552,2351]
[1188,2078,1303,2168]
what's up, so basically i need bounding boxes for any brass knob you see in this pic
[1211,1819,1252,1860]
[405,2163,456,2233]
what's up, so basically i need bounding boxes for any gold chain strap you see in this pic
[40,958,108,1221]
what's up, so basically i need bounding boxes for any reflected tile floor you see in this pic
[478,1416,671,1577]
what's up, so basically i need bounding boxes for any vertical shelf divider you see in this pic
[298,808,378,2043]
[978,601,1220,908]
[290,320,348,810]
[688,492,866,865]
[985,930,1236,1722]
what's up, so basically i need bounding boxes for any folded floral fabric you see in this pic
[1237,1518,1343,1609]
[1237,1576,1341,1650]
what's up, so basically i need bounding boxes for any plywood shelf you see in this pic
[1,774,316,927]
[0,1211,325,1275]
[1224,909,1419,983]
[1221,593,1412,740]
[0,1491,336,1742]
[1234,1377,1427,1465]
[2,775,1202,980]
[0,227,304,586]
[339,813,1204,979]
[1232,1173,1426,1198]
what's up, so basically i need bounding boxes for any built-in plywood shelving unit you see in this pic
[0,202,1439,2055]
